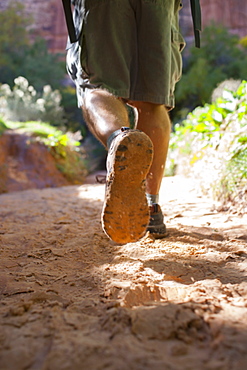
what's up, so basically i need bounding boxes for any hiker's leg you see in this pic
[82,90,154,243]
[128,101,171,196]
[82,89,130,147]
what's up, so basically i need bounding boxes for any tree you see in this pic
[16,39,66,91]
[0,2,30,65]
[0,2,65,91]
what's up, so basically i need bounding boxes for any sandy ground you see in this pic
[0,175,247,370]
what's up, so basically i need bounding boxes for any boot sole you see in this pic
[147,224,167,239]
[102,130,153,243]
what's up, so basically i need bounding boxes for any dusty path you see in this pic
[0,176,247,370]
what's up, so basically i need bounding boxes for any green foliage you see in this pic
[168,80,247,211]
[0,2,30,65]
[6,120,79,150]
[174,24,247,120]
[54,146,87,184]
[17,39,66,92]
[0,117,8,136]
[0,2,86,135]
[0,2,65,91]
[0,37,66,93]
[8,119,79,144]
[4,119,87,182]
[239,36,247,49]
[60,86,86,134]
[0,77,66,127]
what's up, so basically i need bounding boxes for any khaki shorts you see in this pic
[67,0,185,110]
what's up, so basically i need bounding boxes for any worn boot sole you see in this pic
[102,130,153,243]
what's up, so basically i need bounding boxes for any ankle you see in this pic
[107,127,130,149]
[146,193,159,206]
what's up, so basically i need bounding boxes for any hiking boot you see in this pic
[102,128,153,243]
[147,203,167,238]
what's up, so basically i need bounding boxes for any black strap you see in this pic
[62,0,201,48]
[61,0,77,43]
[190,0,202,48]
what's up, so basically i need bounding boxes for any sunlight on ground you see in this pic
[75,175,247,235]
[77,183,105,201]
[77,174,203,203]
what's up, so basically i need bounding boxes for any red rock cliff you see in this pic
[0,0,247,54]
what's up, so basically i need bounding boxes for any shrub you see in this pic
[0,116,8,135]
[0,3,65,91]
[173,24,247,121]
[168,80,247,213]
[0,77,66,126]
[16,38,66,92]
[60,86,86,134]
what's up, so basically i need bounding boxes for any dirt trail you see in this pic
[0,175,247,370]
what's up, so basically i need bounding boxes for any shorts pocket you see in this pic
[143,0,163,3]
[171,29,186,53]
[171,28,185,84]
[79,28,90,78]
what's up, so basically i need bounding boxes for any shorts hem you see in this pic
[129,93,175,110]
[77,84,175,110]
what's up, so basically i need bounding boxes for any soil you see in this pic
[0,175,247,370]
[0,131,87,194]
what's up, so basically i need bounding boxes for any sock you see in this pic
[146,193,159,206]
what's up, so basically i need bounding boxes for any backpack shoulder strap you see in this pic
[61,0,77,44]
[62,0,202,48]
[190,0,202,48]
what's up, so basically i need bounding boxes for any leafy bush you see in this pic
[0,116,7,136]
[0,77,65,126]
[60,86,86,134]
[0,2,30,66]
[6,120,78,149]
[15,39,66,92]
[173,24,247,121]
[0,2,84,135]
[168,80,247,213]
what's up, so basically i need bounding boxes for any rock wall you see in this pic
[0,131,70,193]
[180,0,247,46]
[200,0,247,38]
[0,0,67,54]
[0,0,247,53]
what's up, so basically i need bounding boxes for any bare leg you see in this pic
[82,91,170,195]
[81,89,156,243]
[82,89,130,147]
[128,101,171,196]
